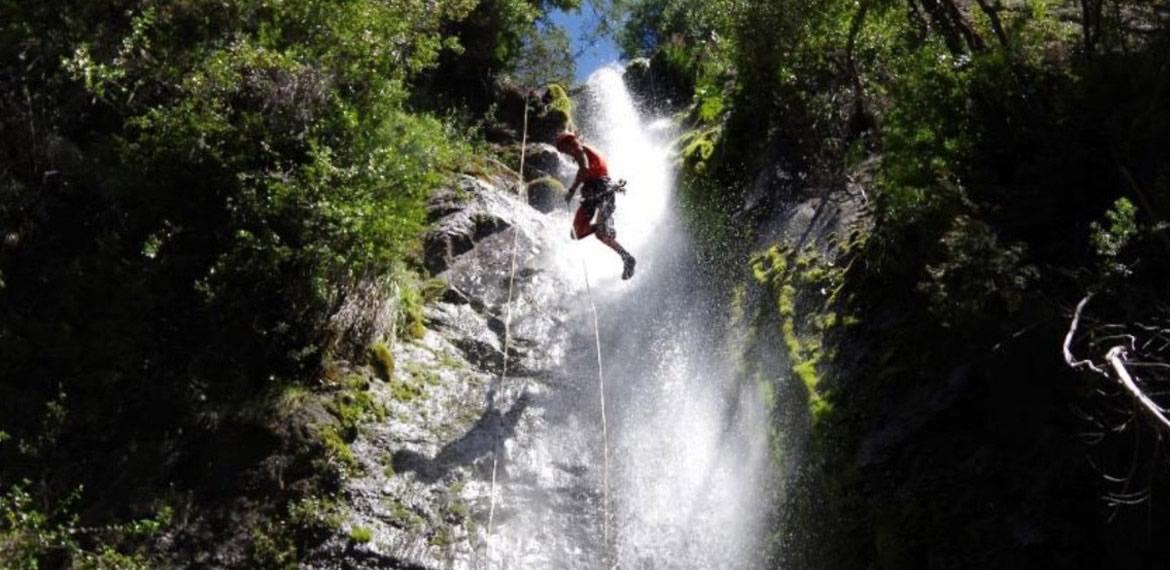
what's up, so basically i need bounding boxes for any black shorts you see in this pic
[580,178,616,237]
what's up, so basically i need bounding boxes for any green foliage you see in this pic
[0,0,576,561]
[1090,197,1140,276]
[640,0,1170,567]
[750,245,849,425]
[419,0,581,110]
[288,495,344,536]
[917,215,1039,327]
[1,483,169,569]
[248,519,299,570]
[513,24,577,88]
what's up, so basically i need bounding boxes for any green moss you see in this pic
[385,498,425,530]
[319,427,357,471]
[420,277,448,302]
[448,500,469,520]
[757,379,776,411]
[680,127,721,173]
[368,341,395,381]
[238,381,310,424]
[391,379,425,402]
[397,278,428,341]
[404,361,441,386]
[289,496,344,534]
[749,244,853,426]
[527,175,566,195]
[730,284,747,327]
[429,526,453,548]
[436,350,465,371]
[248,522,299,569]
[349,525,373,544]
[543,83,575,132]
[327,374,387,440]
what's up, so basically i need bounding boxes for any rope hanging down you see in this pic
[485,94,529,563]
[483,92,613,570]
[581,258,612,569]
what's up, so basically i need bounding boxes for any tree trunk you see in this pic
[973,0,1010,49]
[846,1,876,136]
[1081,0,1104,55]
[918,0,986,54]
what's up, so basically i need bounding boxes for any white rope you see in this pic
[581,259,611,569]
[481,93,613,569]
[485,93,530,566]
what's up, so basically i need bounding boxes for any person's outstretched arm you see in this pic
[564,143,590,203]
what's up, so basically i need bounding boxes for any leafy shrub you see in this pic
[917,215,1039,327]
[1,483,169,570]
[1090,197,1140,277]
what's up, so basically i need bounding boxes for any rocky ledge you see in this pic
[303,164,594,569]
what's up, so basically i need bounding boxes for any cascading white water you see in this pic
[488,66,769,569]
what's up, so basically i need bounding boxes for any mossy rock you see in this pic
[523,83,576,142]
[522,143,564,181]
[678,127,722,174]
[543,83,575,132]
[526,176,567,213]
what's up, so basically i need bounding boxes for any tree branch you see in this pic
[1064,293,1106,374]
[1107,346,1170,432]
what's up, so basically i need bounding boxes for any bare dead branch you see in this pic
[1064,294,1107,374]
[1107,346,1170,432]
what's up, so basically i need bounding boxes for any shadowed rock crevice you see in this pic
[390,394,531,483]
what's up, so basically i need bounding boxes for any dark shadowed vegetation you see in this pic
[0,0,578,565]
[621,0,1170,567]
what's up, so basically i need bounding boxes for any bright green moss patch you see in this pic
[750,244,853,426]
[543,83,576,132]
[349,525,373,544]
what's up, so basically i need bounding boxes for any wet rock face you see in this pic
[304,168,579,569]
[488,83,573,145]
[423,176,532,275]
[522,143,564,181]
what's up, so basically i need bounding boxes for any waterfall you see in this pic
[488,66,770,569]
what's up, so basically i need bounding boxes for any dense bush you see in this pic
[0,0,572,564]
[623,0,1170,567]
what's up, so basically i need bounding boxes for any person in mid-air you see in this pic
[554,131,637,280]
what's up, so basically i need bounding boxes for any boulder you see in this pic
[624,56,692,113]
[525,176,567,214]
[521,143,565,181]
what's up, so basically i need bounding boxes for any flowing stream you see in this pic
[487,67,770,569]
